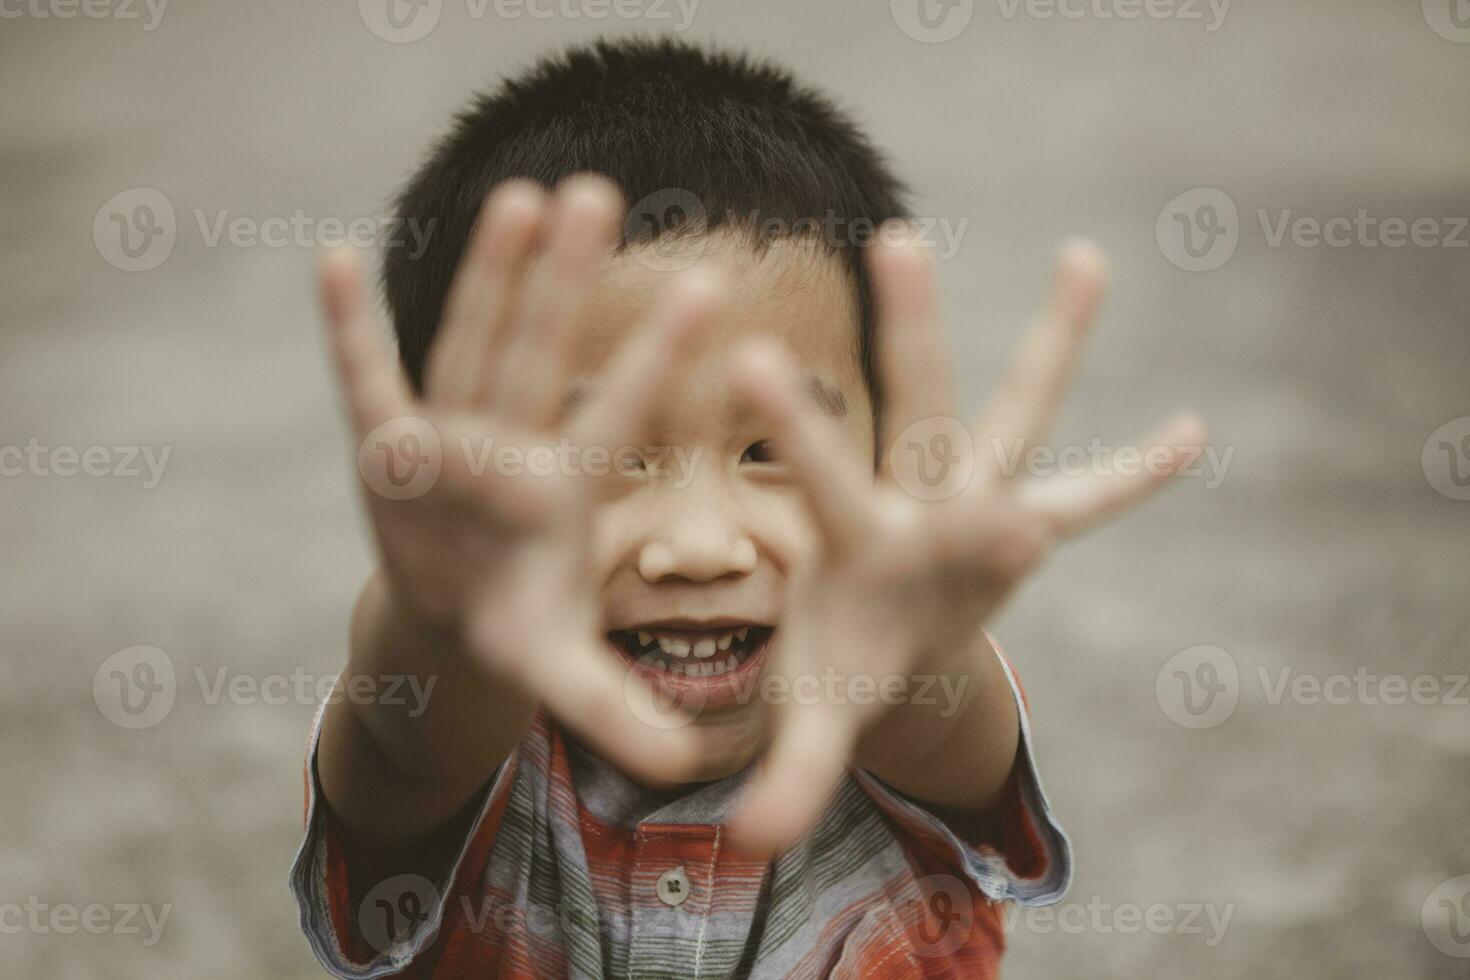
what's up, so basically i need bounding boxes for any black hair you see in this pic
[383,36,909,405]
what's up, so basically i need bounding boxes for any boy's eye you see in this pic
[740,440,778,464]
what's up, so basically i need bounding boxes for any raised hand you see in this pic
[727,232,1205,853]
[318,176,723,787]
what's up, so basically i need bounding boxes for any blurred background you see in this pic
[2,1,1467,976]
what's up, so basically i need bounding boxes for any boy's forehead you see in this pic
[567,233,863,386]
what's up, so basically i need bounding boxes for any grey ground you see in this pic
[1,1,1467,977]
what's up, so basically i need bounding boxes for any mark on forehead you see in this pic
[804,374,848,418]
[555,382,588,426]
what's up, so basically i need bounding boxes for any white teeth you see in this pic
[633,627,760,666]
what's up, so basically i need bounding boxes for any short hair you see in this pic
[383,36,909,407]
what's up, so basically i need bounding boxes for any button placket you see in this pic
[628,828,716,977]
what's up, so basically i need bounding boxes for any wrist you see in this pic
[355,570,466,668]
[912,617,991,682]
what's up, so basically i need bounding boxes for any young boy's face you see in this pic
[564,232,875,781]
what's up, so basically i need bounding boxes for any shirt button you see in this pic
[655,866,690,907]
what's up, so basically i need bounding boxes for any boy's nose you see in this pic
[637,513,758,584]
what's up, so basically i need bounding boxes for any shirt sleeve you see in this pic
[287,695,518,979]
[851,641,1073,907]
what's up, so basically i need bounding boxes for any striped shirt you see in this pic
[290,651,1071,978]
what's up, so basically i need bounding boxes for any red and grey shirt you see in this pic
[290,649,1071,978]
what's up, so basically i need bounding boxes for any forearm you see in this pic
[318,570,535,843]
[855,629,1019,814]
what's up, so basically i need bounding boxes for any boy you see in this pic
[291,37,1202,978]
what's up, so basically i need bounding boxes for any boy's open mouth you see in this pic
[608,624,773,679]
